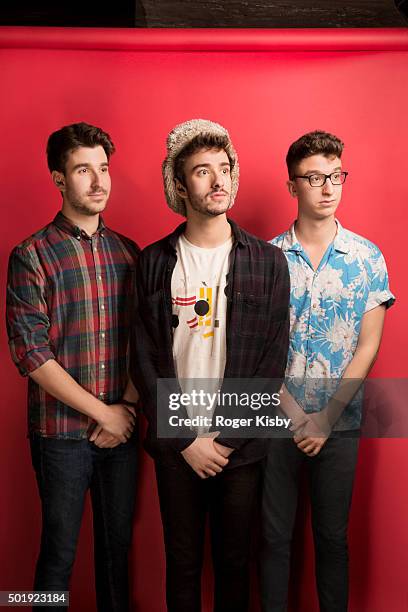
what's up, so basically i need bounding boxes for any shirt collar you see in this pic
[166,217,247,252]
[332,220,350,254]
[53,211,106,240]
[282,218,349,254]
[281,222,302,253]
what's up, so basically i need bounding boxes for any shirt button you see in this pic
[93,246,97,252]
[101,333,105,339]
[312,304,317,309]
[99,392,105,397]
[101,304,105,310]
[101,364,105,369]
[97,275,102,281]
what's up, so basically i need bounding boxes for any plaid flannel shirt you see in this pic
[6,211,139,438]
[130,219,290,467]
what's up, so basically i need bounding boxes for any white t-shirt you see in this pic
[171,233,233,431]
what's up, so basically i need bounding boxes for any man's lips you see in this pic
[209,191,228,198]
[88,192,106,197]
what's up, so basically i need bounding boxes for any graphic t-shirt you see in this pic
[172,234,233,431]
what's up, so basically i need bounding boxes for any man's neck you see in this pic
[295,214,337,248]
[184,213,232,248]
[61,204,100,236]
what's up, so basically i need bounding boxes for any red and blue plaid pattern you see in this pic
[6,212,139,438]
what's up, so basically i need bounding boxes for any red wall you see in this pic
[0,28,407,611]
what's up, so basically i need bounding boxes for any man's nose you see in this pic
[212,171,224,189]
[322,176,334,194]
[91,171,101,187]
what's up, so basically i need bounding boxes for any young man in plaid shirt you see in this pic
[130,118,290,611]
[6,122,139,611]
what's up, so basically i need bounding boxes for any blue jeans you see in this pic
[30,432,138,612]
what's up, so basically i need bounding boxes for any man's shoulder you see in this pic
[104,227,141,257]
[138,223,185,261]
[268,229,289,249]
[10,222,55,259]
[340,226,383,257]
[234,222,285,259]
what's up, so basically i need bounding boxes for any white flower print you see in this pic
[288,262,311,299]
[317,266,344,301]
[343,239,372,265]
[323,315,356,354]
[309,353,331,378]
[369,252,387,282]
[287,351,307,378]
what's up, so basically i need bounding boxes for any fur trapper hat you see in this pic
[162,118,239,216]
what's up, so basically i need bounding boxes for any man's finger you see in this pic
[89,424,103,442]
[296,437,312,449]
[303,444,317,455]
[211,453,228,467]
[124,404,137,417]
[206,462,223,474]
[204,468,217,477]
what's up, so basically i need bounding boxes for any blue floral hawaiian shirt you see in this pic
[270,220,395,429]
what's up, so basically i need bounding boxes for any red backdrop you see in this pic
[0,27,407,611]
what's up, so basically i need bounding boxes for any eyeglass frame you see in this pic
[291,171,349,187]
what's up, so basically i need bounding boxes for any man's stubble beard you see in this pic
[188,192,232,218]
[67,190,108,217]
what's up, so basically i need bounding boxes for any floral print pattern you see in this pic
[271,220,395,429]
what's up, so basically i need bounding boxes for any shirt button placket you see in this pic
[93,234,107,399]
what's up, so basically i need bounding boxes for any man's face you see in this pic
[55,145,111,216]
[178,148,232,217]
[288,154,343,220]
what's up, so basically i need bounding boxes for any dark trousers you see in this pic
[260,435,359,612]
[155,455,261,612]
[30,432,138,612]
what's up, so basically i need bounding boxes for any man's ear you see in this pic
[174,177,188,200]
[52,171,65,192]
[287,179,297,198]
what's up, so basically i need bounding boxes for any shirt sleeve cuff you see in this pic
[365,290,396,313]
[17,349,55,377]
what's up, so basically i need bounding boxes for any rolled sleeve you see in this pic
[365,251,396,313]
[6,246,55,376]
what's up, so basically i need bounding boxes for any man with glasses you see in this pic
[260,130,395,611]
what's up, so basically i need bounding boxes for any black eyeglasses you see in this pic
[292,171,348,187]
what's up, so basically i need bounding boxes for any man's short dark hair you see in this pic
[286,130,344,178]
[46,122,115,173]
[174,133,235,185]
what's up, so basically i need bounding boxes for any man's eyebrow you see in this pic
[71,162,109,170]
[304,166,342,174]
[191,162,231,171]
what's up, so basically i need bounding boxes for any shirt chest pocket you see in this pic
[237,293,270,338]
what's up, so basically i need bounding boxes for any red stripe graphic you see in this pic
[173,295,196,306]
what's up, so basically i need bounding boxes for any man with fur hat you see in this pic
[130,119,290,611]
